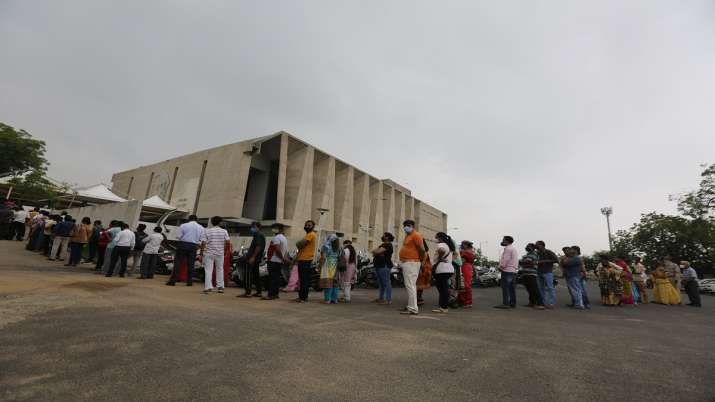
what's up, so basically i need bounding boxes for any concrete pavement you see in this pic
[0,241,713,401]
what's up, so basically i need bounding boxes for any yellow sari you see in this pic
[652,269,681,305]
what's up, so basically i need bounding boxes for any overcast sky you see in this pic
[2,1,714,257]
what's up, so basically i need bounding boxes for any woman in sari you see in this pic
[620,263,635,305]
[458,241,476,308]
[318,234,341,304]
[597,255,623,306]
[652,264,682,305]
[416,239,432,306]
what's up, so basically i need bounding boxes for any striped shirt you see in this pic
[202,227,230,255]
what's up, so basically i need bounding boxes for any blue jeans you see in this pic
[537,272,556,306]
[501,272,516,306]
[580,277,590,307]
[566,276,584,308]
[69,242,84,265]
[376,267,392,301]
[323,287,338,303]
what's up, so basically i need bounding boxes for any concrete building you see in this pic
[111,132,448,251]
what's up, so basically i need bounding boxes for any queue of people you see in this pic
[4,206,706,313]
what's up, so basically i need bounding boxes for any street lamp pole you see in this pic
[600,206,613,251]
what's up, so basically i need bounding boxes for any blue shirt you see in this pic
[107,227,122,248]
[176,221,206,244]
[53,221,75,237]
[563,256,583,278]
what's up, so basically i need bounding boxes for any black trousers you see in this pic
[523,275,544,306]
[685,280,701,306]
[12,222,25,240]
[435,273,452,309]
[267,261,283,297]
[243,261,262,294]
[107,246,130,277]
[298,261,313,301]
[95,246,106,270]
[169,242,198,284]
[42,235,52,256]
[140,253,158,278]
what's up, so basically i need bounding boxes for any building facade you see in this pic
[111,132,448,251]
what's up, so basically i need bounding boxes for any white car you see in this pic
[698,279,715,294]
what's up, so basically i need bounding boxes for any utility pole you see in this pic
[600,206,613,251]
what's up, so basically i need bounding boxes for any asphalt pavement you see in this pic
[0,241,713,401]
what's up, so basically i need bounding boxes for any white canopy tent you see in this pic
[142,195,178,210]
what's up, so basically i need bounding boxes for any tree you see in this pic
[614,212,715,272]
[7,170,67,201]
[678,163,715,220]
[0,122,49,177]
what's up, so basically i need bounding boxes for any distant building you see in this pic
[111,132,447,251]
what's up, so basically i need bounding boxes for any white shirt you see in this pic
[270,233,289,263]
[176,221,206,244]
[114,229,136,248]
[13,210,28,223]
[433,243,454,274]
[203,227,230,255]
[142,232,164,254]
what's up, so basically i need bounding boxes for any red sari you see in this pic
[458,250,475,306]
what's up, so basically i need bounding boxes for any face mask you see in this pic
[250,227,258,234]
[403,226,413,234]
[304,227,312,233]
[271,228,279,234]
[500,241,507,247]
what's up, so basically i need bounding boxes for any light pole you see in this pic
[600,206,613,251]
[315,208,330,258]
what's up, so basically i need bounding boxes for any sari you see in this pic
[652,268,682,305]
[621,267,635,305]
[416,254,432,291]
[600,263,623,306]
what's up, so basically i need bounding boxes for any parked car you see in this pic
[698,278,715,294]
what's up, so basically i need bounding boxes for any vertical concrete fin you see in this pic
[311,153,334,230]
[276,134,288,221]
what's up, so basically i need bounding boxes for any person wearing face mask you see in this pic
[372,232,395,305]
[264,223,289,300]
[398,220,426,315]
[680,261,701,307]
[294,220,318,303]
[238,221,266,298]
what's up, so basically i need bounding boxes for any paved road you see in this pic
[0,241,713,401]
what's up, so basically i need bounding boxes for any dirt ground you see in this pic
[1,240,713,401]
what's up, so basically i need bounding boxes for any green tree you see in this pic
[0,122,49,177]
[7,171,67,201]
[678,163,715,219]
[619,213,714,272]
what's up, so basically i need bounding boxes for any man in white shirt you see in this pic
[106,223,135,277]
[495,235,519,309]
[167,215,206,287]
[200,216,231,294]
[264,223,289,300]
[139,226,166,279]
[12,207,28,241]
